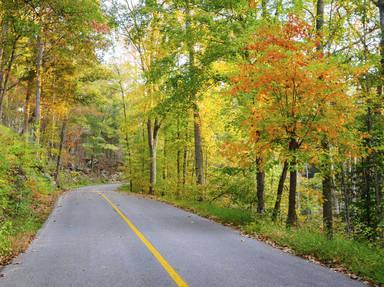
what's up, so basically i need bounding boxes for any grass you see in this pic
[119,183,384,285]
[0,193,58,265]
[165,198,253,226]
[244,222,384,285]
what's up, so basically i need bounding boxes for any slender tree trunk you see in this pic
[183,140,188,186]
[272,160,288,221]
[22,72,34,139]
[186,2,204,185]
[287,138,298,227]
[193,107,205,185]
[34,33,44,144]
[375,0,384,239]
[340,165,351,234]
[0,21,7,119]
[142,121,145,181]
[256,157,265,214]
[315,0,324,46]
[316,0,333,239]
[321,139,333,239]
[378,0,384,79]
[177,119,181,193]
[118,77,133,192]
[0,35,18,121]
[163,132,167,180]
[55,119,67,187]
[322,154,333,239]
[147,118,160,194]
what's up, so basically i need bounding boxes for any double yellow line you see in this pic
[99,193,189,287]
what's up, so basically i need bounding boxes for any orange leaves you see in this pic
[90,20,110,33]
[229,17,358,162]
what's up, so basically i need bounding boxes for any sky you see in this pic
[100,0,139,65]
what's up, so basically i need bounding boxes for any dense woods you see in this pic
[109,0,384,244]
[0,0,384,283]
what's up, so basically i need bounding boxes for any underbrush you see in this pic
[0,126,57,265]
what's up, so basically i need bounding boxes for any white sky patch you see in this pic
[100,0,140,65]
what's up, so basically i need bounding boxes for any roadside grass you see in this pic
[165,198,253,226]
[1,195,58,265]
[244,221,384,285]
[119,183,384,285]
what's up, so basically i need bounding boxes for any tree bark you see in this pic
[54,119,67,187]
[147,118,160,194]
[177,119,181,193]
[256,157,265,214]
[186,2,205,185]
[34,33,44,144]
[118,76,133,192]
[0,21,7,118]
[183,134,188,187]
[193,106,205,185]
[374,0,384,240]
[163,132,167,180]
[0,35,18,121]
[321,139,333,239]
[272,160,288,221]
[287,138,298,227]
[377,0,384,77]
[22,71,34,139]
[315,0,324,46]
[316,0,334,239]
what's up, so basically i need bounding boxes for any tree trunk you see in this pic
[287,138,298,227]
[186,2,204,185]
[0,35,18,121]
[55,119,67,187]
[183,143,188,186]
[256,157,265,214]
[147,118,160,194]
[163,133,167,180]
[141,121,145,181]
[177,119,181,193]
[378,0,384,78]
[340,165,352,235]
[0,21,7,119]
[22,72,34,139]
[316,0,333,239]
[34,33,44,144]
[118,77,133,192]
[193,107,205,185]
[315,0,324,48]
[322,140,333,239]
[375,0,384,240]
[272,160,288,221]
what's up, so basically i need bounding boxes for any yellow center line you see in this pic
[98,192,189,287]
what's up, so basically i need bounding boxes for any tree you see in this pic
[231,17,357,227]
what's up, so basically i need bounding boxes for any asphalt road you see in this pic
[0,184,365,287]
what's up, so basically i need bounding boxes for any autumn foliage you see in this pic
[231,17,356,162]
